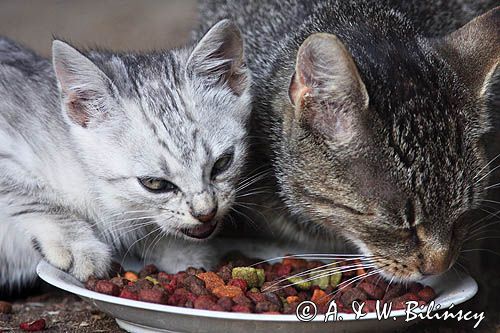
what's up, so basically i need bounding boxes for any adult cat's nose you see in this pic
[418,250,453,276]
[191,207,217,223]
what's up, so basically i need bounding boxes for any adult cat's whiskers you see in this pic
[327,267,386,297]
[235,189,272,199]
[235,169,272,193]
[468,208,500,229]
[473,164,500,186]
[262,258,381,292]
[460,248,500,257]
[465,219,500,240]
[472,152,500,181]
[252,253,377,266]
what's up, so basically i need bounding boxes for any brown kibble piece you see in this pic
[110,276,128,288]
[232,294,253,307]
[417,286,436,302]
[340,288,368,306]
[194,295,217,310]
[119,287,139,301]
[138,289,168,304]
[95,280,120,296]
[382,284,405,302]
[358,282,384,299]
[85,276,98,291]
[139,264,158,278]
[183,275,209,295]
[246,291,266,303]
[217,297,234,311]
[282,258,308,270]
[217,264,233,283]
[231,304,252,313]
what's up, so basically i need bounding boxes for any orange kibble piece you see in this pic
[311,289,330,307]
[124,271,139,282]
[196,272,225,291]
[212,285,244,298]
[286,296,300,304]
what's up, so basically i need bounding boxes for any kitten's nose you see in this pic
[191,207,217,223]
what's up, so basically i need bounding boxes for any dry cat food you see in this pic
[86,256,436,314]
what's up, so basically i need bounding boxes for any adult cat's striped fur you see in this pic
[0,20,252,294]
[197,1,499,281]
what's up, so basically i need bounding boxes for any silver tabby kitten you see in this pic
[0,19,251,293]
[198,1,499,281]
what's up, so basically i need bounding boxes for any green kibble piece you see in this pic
[287,277,312,290]
[232,267,265,288]
[145,276,159,285]
[256,268,265,287]
[250,287,260,293]
[310,274,330,290]
[329,272,342,288]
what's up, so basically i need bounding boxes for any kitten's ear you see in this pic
[52,40,117,128]
[289,33,369,141]
[187,19,248,96]
[435,7,499,98]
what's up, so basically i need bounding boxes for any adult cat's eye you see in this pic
[138,177,178,193]
[211,151,234,179]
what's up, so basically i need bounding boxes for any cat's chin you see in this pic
[180,220,220,240]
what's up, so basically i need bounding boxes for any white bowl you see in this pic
[37,256,478,333]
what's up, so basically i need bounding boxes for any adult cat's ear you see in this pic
[52,40,117,128]
[289,33,369,141]
[435,7,499,98]
[187,19,248,96]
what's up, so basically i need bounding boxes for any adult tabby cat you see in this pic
[198,1,499,281]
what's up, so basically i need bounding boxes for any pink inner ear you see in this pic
[66,92,89,128]
[288,72,311,107]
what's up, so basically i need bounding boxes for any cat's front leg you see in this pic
[14,212,112,280]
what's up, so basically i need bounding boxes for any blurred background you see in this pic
[0,0,197,55]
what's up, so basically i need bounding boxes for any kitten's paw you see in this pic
[40,241,73,272]
[69,239,112,281]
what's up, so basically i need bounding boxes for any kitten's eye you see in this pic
[211,152,234,179]
[138,177,178,193]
